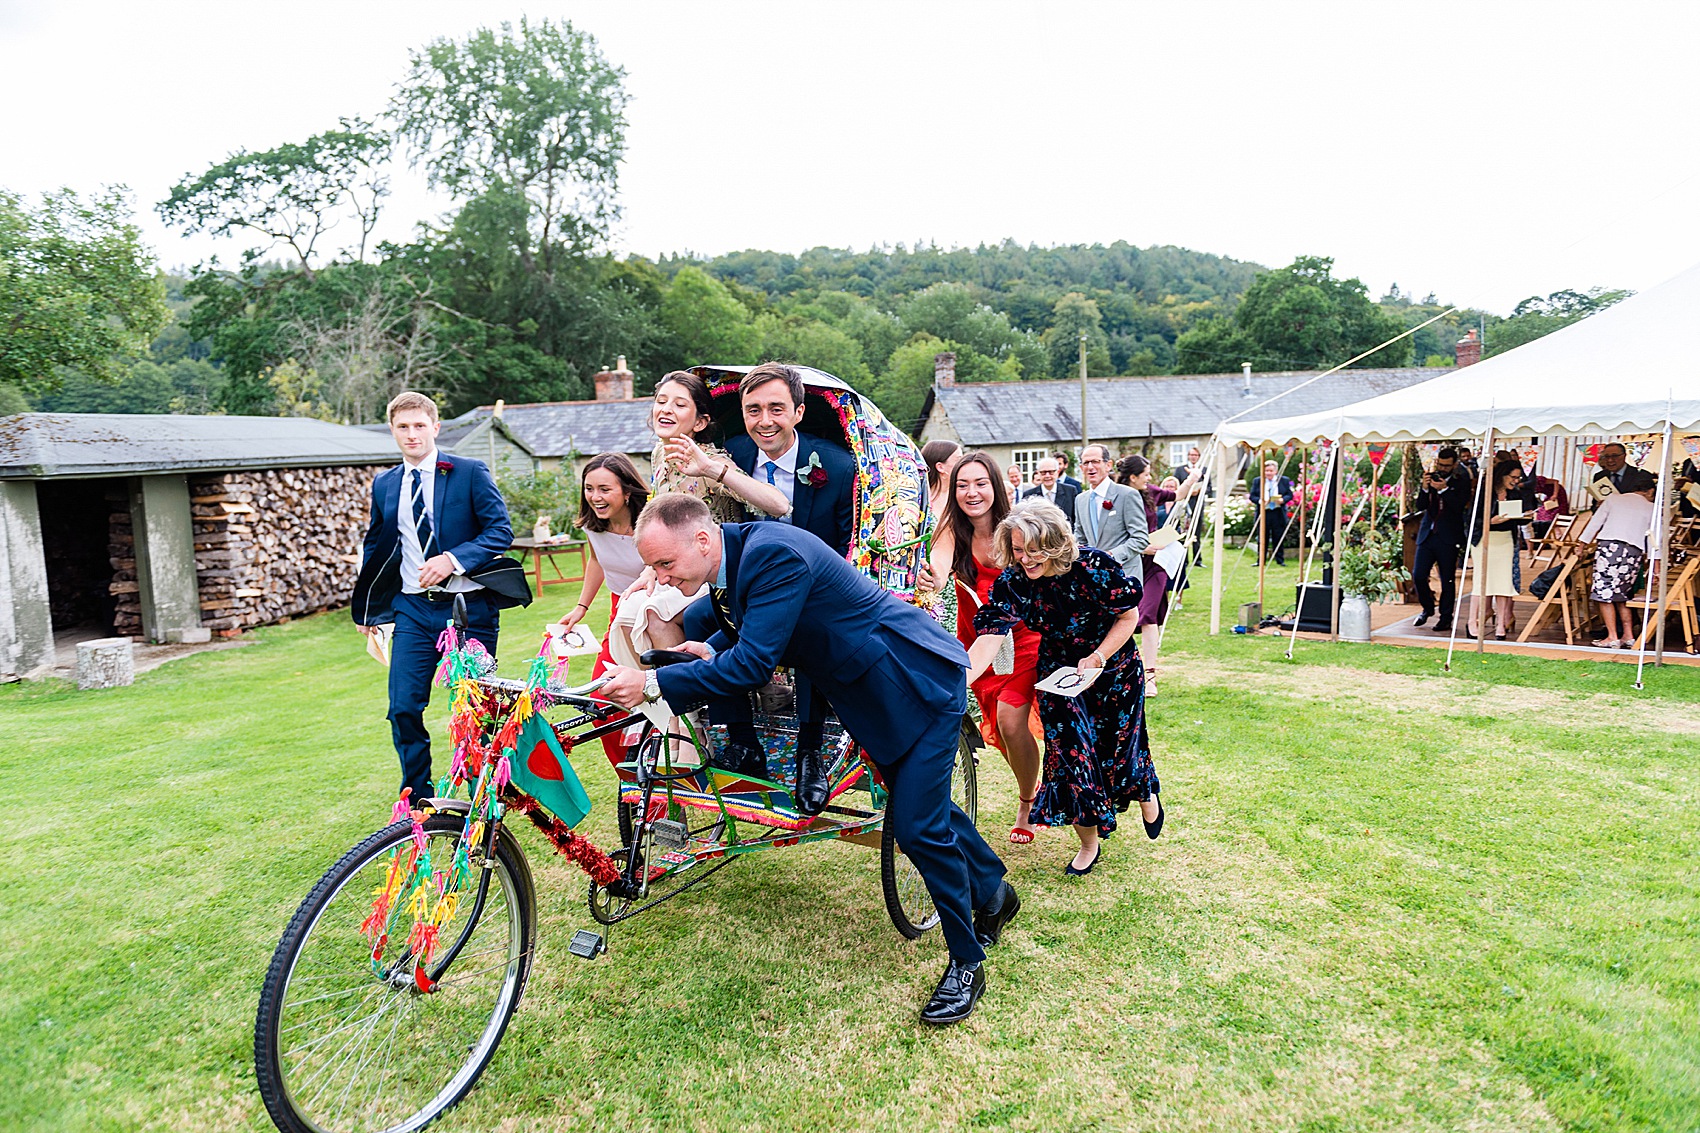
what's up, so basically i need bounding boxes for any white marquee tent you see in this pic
[1200,261,1700,671]
[1216,261,1700,447]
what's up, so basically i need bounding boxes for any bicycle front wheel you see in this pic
[255,813,536,1133]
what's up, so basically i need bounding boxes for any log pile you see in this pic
[108,486,141,637]
[187,465,380,634]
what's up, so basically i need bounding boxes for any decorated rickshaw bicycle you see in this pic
[253,367,978,1133]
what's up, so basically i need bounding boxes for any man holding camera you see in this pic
[1411,445,1475,632]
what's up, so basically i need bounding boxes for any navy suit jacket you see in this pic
[1021,482,1080,529]
[725,433,857,558]
[351,454,513,625]
[657,524,969,763]
[1248,476,1295,512]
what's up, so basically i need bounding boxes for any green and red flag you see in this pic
[508,713,591,829]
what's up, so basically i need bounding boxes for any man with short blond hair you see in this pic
[352,391,521,805]
[603,496,1014,1026]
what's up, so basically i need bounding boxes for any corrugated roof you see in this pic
[925,368,1441,447]
[0,413,403,479]
[469,398,655,458]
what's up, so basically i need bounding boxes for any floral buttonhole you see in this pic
[798,450,827,487]
[1102,497,1114,510]
[437,460,453,475]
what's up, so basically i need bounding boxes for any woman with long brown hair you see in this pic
[647,369,789,521]
[927,452,1043,843]
[556,452,650,766]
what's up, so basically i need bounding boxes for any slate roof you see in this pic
[456,398,655,458]
[0,413,401,479]
[923,368,1441,447]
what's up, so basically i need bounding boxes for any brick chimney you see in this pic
[593,354,634,400]
[934,351,957,388]
[1455,329,1481,368]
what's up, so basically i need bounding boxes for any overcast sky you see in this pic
[3,0,1697,314]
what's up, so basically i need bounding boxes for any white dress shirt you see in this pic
[755,435,801,521]
[397,448,478,594]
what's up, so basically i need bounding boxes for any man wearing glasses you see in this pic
[1072,444,1148,582]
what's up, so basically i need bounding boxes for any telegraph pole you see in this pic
[1079,329,1089,450]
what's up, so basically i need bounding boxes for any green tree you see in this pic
[899,282,1044,377]
[1485,287,1631,357]
[755,313,870,384]
[0,188,169,398]
[1175,256,1410,373]
[660,266,760,366]
[158,120,390,277]
[866,333,1019,434]
[33,359,225,414]
[1041,292,1113,377]
[392,17,627,273]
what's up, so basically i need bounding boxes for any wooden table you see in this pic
[510,537,587,594]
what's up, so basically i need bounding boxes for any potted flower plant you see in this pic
[1334,525,1411,642]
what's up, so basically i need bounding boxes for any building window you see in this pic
[1169,440,1196,469]
[1010,448,1050,478]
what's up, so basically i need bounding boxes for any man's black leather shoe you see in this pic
[919,959,985,1025]
[1431,619,1452,633]
[794,746,829,815]
[1413,612,1432,627]
[715,741,768,781]
[973,881,1021,947]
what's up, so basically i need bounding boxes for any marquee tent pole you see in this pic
[1208,437,1232,634]
[1330,446,1345,639]
[1636,411,1676,685]
[1474,425,1498,656]
[1297,445,1309,567]
[1257,445,1268,610]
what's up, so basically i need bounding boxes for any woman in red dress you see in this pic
[928,452,1043,843]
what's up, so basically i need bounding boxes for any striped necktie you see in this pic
[411,468,436,555]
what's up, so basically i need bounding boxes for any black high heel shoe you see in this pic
[1143,797,1165,840]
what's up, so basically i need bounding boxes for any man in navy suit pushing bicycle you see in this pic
[598,493,1018,1025]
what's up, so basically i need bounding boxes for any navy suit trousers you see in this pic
[878,707,1006,965]
[389,591,498,801]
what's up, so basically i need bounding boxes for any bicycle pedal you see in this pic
[652,819,689,849]
[568,929,606,960]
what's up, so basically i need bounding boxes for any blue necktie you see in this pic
[411,468,436,556]
[764,461,778,484]
[1088,490,1102,542]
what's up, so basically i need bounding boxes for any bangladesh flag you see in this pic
[508,713,591,829]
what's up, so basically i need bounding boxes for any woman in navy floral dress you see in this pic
[965,502,1164,875]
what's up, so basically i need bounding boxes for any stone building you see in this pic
[917,354,1441,478]
[0,414,395,680]
[437,358,656,479]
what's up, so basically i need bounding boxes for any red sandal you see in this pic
[1010,795,1037,845]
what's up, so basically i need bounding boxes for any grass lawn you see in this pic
[3,550,1696,1132]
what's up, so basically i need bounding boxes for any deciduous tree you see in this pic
[0,188,168,396]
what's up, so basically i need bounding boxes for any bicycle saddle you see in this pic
[639,649,699,668]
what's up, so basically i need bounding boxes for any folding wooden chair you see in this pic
[1530,513,1577,572]
[1629,554,1700,654]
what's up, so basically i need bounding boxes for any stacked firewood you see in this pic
[186,466,380,634]
[108,486,141,636]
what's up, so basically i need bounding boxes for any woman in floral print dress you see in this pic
[965,501,1164,875]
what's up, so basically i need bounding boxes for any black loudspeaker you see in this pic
[1295,584,1336,632]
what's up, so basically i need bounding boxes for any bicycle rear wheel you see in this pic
[255,814,536,1133]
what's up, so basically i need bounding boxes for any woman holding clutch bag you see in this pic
[929,452,1043,844]
[1467,458,1536,640]
[965,503,1163,876]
